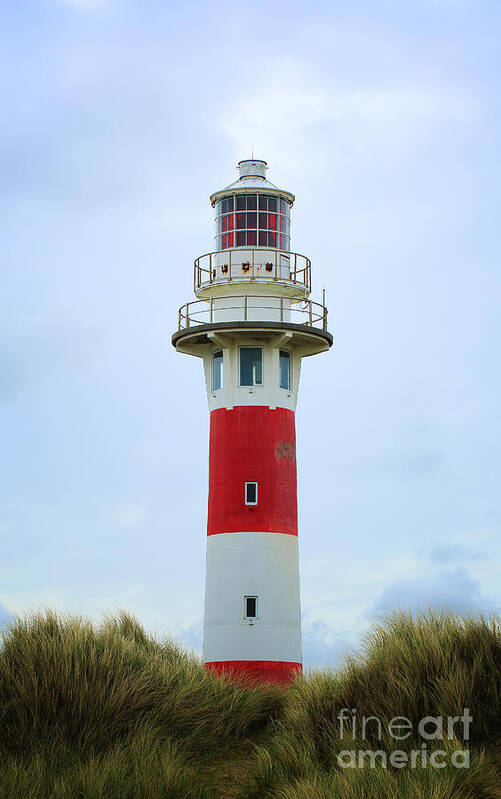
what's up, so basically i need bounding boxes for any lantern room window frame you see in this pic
[214,193,291,252]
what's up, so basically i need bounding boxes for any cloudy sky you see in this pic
[1,0,500,667]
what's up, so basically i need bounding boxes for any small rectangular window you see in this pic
[240,347,262,386]
[245,596,257,618]
[245,481,258,505]
[279,350,291,390]
[212,351,223,391]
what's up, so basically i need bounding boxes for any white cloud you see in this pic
[0,602,14,629]
[302,617,356,669]
[426,541,485,564]
[218,60,476,173]
[176,619,203,656]
[368,566,495,617]
[115,506,146,530]
[55,0,111,9]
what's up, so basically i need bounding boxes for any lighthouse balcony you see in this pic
[177,294,328,331]
[194,248,311,298]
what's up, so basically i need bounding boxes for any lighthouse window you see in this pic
[245,482,258,505]
[215,194,290,252]
[245,596,258,618]
[279,350,291,390]
[212,350,223,391]
[240,347,262,386]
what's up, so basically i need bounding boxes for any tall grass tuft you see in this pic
[0,610,285,758]
[0,609,499,798]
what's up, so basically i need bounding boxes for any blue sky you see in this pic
[1,0,500,666]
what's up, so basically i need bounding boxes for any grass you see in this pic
[0,610,500,798]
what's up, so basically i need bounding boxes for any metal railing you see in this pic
[177,294,328,332]
[193,248,311,293]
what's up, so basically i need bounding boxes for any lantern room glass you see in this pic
[214,194,290,251]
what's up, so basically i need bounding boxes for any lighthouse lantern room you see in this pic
[172,159,332,684]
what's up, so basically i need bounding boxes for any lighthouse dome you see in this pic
[210,159,295,206]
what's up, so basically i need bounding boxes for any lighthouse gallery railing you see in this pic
[178,295,328,332]
[194,248,311,293]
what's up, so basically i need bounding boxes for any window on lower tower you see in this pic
[245,596,257,619]
[279,350,291,390]
[245,481,258,505]
[212,350,223,391]
[240,347,262,386]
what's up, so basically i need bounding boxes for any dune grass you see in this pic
[0,610,500,798]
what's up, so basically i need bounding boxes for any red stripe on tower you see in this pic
[206,660,302,684]
[208,406,297,536]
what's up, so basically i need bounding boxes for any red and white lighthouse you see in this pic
[172,159,332,683]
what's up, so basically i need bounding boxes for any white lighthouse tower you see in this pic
[172,159,332,683]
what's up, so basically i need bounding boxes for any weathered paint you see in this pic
[208,406,297,536]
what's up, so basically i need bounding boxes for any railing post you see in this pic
[210,298,214,324]
[294,253,297,283]
[229,249,232,279]
[309,301,312,326]
[186,304,191,329]
[244,294,248,321]
[280,296,284,322]
[275,250,278,281]
[323,307,327,331]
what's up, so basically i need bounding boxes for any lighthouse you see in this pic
[172,159,332,683]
